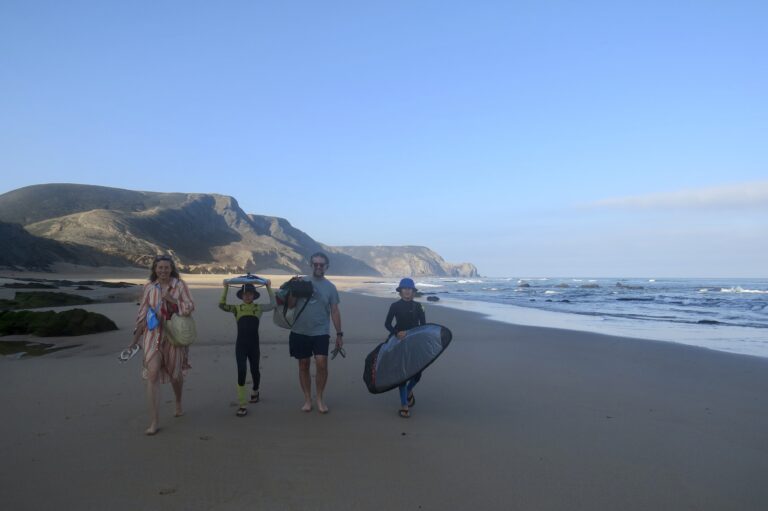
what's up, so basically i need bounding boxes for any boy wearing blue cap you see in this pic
[220,280,276,417]
[384,278,426,418]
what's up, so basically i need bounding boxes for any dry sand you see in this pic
[1,272,767,510]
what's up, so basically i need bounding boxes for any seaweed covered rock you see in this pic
[0,291,95,310]
[2,282,58,289]
[0,308,117,336]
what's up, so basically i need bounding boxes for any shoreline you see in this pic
[3,269,767,359]
[344,277,768,360]
[6,265,768,358]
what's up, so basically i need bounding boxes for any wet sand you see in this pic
[1,273,767,510]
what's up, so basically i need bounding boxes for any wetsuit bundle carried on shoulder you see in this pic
[273,276,314,329]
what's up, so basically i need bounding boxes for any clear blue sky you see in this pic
[2,1,766,277]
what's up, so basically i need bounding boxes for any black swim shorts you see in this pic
[289,332,330,359]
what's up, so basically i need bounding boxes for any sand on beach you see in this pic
[1,271,767,511]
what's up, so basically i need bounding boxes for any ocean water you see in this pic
[352,277,768,359]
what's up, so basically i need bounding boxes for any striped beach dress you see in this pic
[135,277,195,382]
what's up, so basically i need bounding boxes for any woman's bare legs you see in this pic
[145,356,161,435]
[171,376,184,417]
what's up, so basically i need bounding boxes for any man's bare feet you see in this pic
[174,405,184,417]
[317,400,329,414]
[301,401,312,412]
[145,425,159,435]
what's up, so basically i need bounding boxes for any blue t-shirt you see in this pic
[291,276,340,336]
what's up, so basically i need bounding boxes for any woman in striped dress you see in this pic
[133,255,195,435]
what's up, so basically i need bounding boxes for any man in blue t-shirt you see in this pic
[289,251,343,414]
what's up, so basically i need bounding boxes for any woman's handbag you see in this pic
[165,313,197,346]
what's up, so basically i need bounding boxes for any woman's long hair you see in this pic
[149,255,180,282]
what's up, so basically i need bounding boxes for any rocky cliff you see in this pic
[333,246,479,277]
[0,184,478,277]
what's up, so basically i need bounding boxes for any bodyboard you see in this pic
[363,323,452,394]
[225,274,267,286]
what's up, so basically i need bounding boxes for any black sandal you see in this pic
[407,393,415,407]
[250,391,260,403]
[236,407,248,417]
[398,408,410,418]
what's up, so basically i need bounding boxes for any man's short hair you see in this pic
[310,251,330,265]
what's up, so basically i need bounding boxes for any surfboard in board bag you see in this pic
[363,323,452,394]
[224,273,268,286]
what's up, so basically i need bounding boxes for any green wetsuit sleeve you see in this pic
[260,286,277,312]
[218,286,236,313]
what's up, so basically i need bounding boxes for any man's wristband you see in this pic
[336,332,343,337]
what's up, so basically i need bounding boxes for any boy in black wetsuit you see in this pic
[220,280,276,417]
[384,278,426,418]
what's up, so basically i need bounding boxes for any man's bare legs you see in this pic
[297,356,329,413]
[298,358,312,412]
[315,355,329,413]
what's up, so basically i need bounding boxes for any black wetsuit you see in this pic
[385,298,427,406]
[220,288,275,390]
[385,299,426,336]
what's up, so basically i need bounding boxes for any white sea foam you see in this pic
[458,279,483,284]
[347,277,768,358]
[426,297,768,358]
[721,287,768,294]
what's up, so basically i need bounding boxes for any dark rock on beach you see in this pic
[0,308,118,336]
[0,291,95,310]
[2,282,58,289]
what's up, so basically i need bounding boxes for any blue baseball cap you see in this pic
[396,278,417,292]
